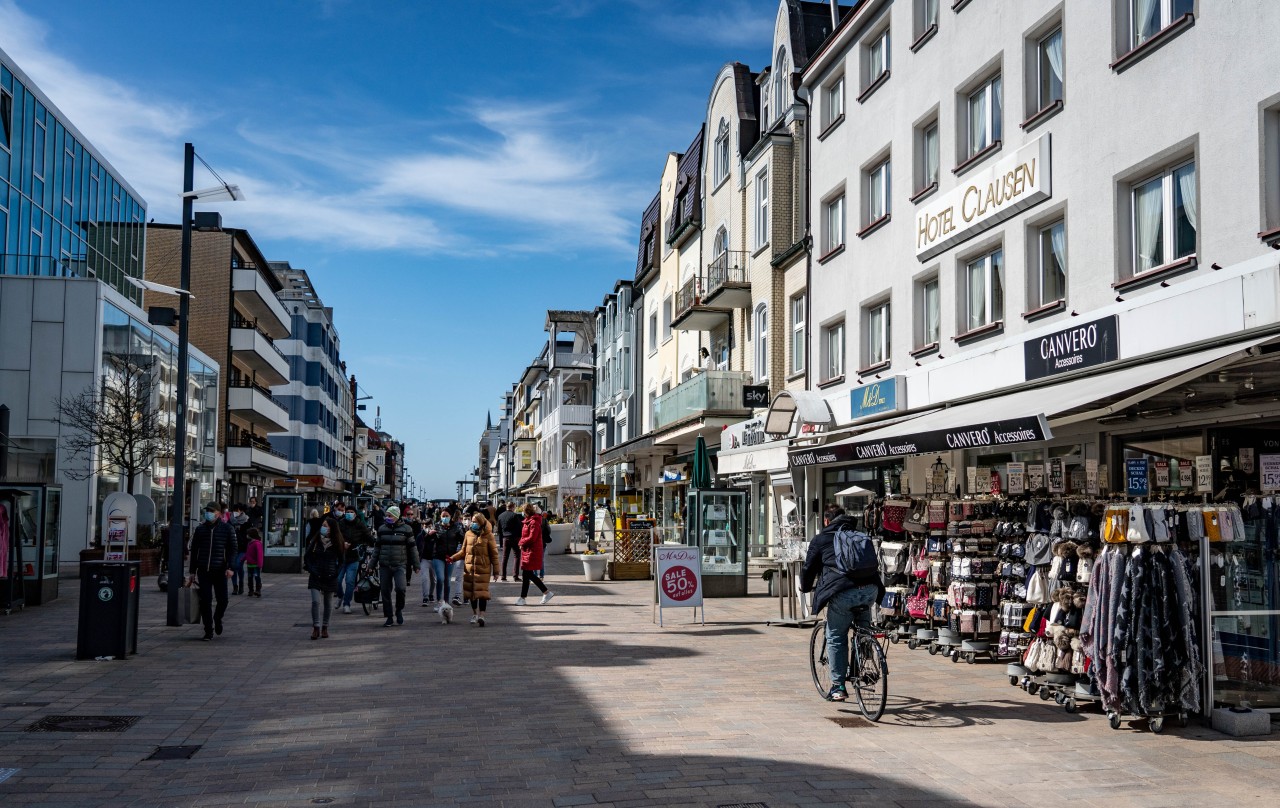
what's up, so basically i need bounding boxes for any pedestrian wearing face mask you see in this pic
[449,512,500,626]
[187,502,237,641]
[335,501,372,614]
[304,515,346,639]
[229,503,250,595]
[374,505,419,627]
[430,510,464,608]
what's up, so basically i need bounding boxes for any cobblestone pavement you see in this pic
[1,554,1277,808]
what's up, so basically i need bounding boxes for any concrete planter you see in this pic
[579,554,607,581]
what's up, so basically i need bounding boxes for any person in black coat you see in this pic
[187,502,238,641]
[496,503,524,581]
[304,515,346,639]
[800,505,884,702]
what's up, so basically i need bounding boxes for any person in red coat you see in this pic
[515,504,555,606]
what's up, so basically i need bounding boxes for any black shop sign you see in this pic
[789,415,1052,467]
[743,385,770,408]
[1024,315,1118,381]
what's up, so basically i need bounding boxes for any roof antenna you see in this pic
[830,0,838,27]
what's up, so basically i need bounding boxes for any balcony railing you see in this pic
[228,377,288,411]
[228,430,287,458]
[674,276,701,322]
[706,251,749,299]
[230,314,286,358]
[652,370,752,431]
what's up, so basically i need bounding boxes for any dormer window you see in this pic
[773,47,791,124]
[761,79,772,133]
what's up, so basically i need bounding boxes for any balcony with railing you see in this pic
[229,314,289,385]
[542,404,593,436]
[226,378,290,433]
[704,250,752,308]
[549,350,593,371]
[672,275,732,331]
[225,430,289,474]
[231,266,290,337]
[652,370,752,431]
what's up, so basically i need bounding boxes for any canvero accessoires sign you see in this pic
[789,415,1053,468]
[1024,315,1119,381]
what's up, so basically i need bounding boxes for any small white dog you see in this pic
[436,602,454,624]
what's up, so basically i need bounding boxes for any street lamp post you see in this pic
[165,142,243,627]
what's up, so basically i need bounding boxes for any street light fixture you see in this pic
[166,143,243,627]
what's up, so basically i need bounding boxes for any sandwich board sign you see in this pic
[654,545,704,626]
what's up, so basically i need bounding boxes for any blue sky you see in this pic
[0,0,779,497]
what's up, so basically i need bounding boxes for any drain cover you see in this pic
[717,804,769,808]
[147,745,201,760]
[26,715,141,733]
[827,715,872,728]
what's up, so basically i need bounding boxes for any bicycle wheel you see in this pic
[852,631,889,722]
[809,620,831,698]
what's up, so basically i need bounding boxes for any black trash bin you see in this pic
[76,561,140,660]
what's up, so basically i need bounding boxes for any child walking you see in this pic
[244,528,264,597]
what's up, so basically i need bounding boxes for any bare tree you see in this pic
[56,354,169,495]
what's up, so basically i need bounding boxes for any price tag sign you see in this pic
[1048,459,1065,493]
[1178,460,1194,488]
[1085,459,1099,495]
[1195,455,1214,493]
[1154,460,1170,488]
[1260,454,1280,493]
[1027,464,1045,491]
[1125,458,1149,497]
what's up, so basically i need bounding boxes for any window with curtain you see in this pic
[662,295,673,341]
[791,295,805,373]
[867,302,890,366]
[824,193,845,254]
[868,159,890,223]
[866,28,890,88]
[824,76,845,129]
[755,168,770,249]
[1036,220,1067,306]
[823,321,845,381]
[923,123,939,187]
[967,76,1002,157]
[964,248,1004,332]
[714,119,730,185]
[915,0,939,38]
[1038,28,1064,109]
[919,277,940,346]
[1131,0,1194,49]
[1132,160,1196,274]
[754,304,768,380]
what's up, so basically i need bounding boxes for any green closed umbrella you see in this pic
[692,435,712,490]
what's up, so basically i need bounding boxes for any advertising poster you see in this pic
[1240,448,1256,474]
[1125,458,1149,497]
[1027,464,1045,491]
[1260,454,1280,493]
[654,545,705,627]
[1007,462,1026,495]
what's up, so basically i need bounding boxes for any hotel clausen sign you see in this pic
[916,134,1052,260]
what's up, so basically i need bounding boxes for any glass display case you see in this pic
[2,485,61,605]
[686,489,747,597]
[263,493,304,573]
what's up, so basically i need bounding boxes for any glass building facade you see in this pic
[1,49,147,304]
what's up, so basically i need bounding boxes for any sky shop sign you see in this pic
[1024,315,1119,381]
[916,135,1052,261]
[789,416,1052,467]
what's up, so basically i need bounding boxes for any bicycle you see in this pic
[809,614,890,722]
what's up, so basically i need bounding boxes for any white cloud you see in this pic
[652,2,774,48]
[0,0,636,258]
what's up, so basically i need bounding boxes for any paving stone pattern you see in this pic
[0,554,1277,807]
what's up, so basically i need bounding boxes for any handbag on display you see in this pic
[931,597,950,621]
[1126,504,1151,543]
[881,499,909,533]
[906,583,930,619]
[959,609,978,633]
[1025,568,1052,604]
[928,501,947,529]
[912,545,930,579]
[1103,505,1129,544]
[879,540,909,576]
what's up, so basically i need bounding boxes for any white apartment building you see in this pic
[782,0,1280,525]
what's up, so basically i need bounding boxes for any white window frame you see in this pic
[1036,27,1064,110]
[915,0,939,38]
[714,119,730,186]
[823,321,846,382]
[774,48,790,124]
[823,193,846,254]
[791,295,806,374]
[962,248,1004,332]
[919,276,941,348]
[1131,0,1193,49]
[823,75,845,129]
[867,159,890,224]
[866,28,890,88]
[662,295,673,342]
[754,304,769,381]
[713,226,729,261]
[648,312,658,354]
[967,76,1002,158]
[866,302,891,367]
[761,78,772,134]
[1130,159,1197,275]
[1035,220,1067,307]
[755,168,770,250]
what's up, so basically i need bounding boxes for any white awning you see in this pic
[793,336,1269,467]
[716,442,790,475]
[764,390,834,435]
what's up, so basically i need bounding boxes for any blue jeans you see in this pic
[825,584,878,690]
[231,552,246,589]
[337,561,359,607]
[431,559,452,601]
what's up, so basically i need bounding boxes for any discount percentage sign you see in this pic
[662,565,697,602]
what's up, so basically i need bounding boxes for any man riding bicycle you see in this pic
[800,505,885,702]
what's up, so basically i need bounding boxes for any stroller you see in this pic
[353,545,382,616]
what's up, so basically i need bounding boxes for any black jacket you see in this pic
[496,510,523,545]
[337,517,373,564]
[800,515,885,615]
[304,539,343,593]
[431,522,464,561]
[375,520,420,569]
[189,519,237,574]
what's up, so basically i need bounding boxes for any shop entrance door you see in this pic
[1,486,60,605]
